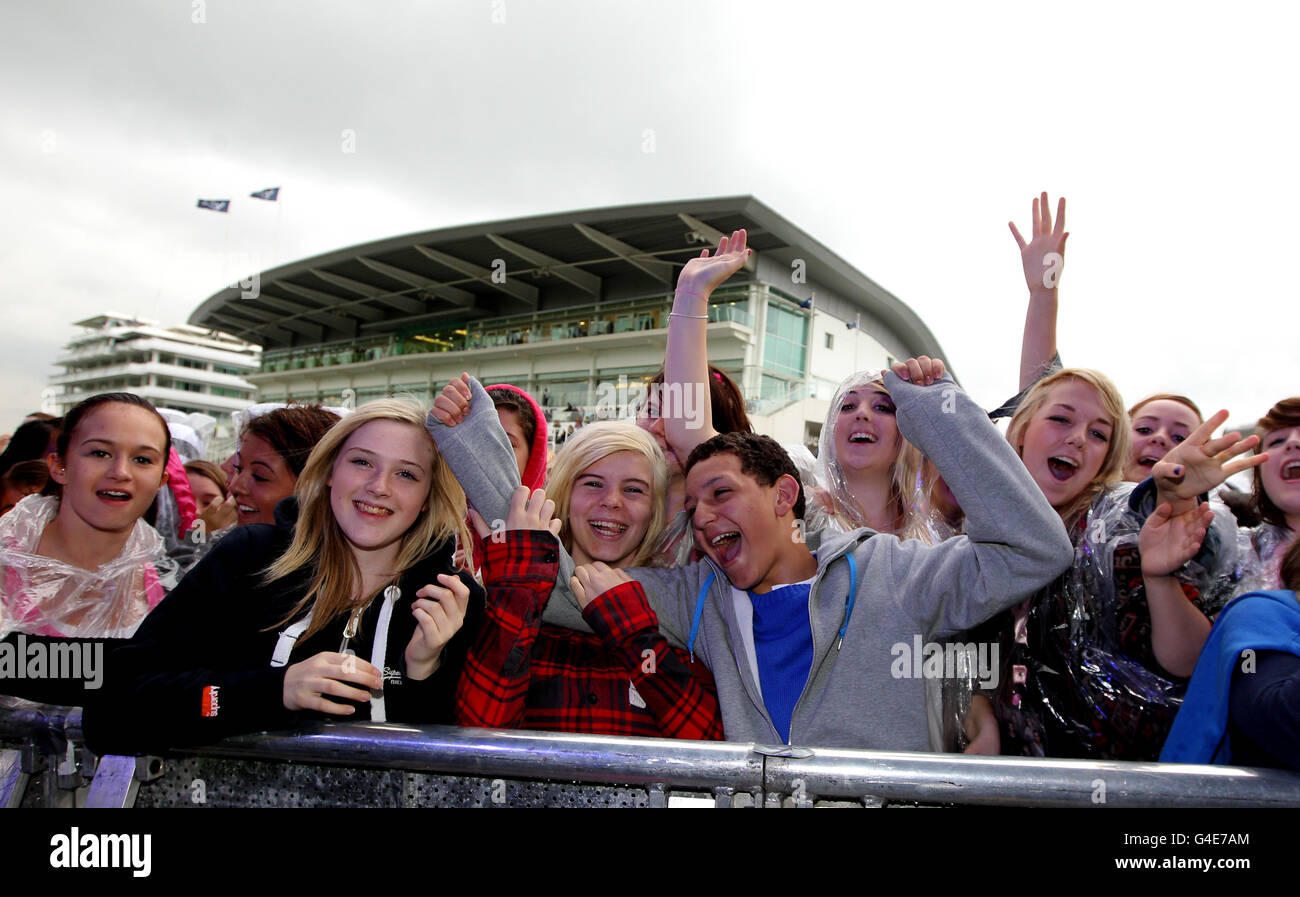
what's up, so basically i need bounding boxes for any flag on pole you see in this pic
[250,187,280,201]
[197,199,230,212]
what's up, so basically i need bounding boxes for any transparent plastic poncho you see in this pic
[813,371,932,540]
[1234,521,1293,594]
[981,483,1243,760]
[0,495,178,639]
[157,409,217,462]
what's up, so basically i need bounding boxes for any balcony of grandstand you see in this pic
[188,196,950,449]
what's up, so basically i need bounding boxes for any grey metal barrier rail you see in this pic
[4,698,1300,807]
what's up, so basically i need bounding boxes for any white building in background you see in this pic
[49,314,260,442]
[187,197,950,449]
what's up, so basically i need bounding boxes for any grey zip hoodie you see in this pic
[428,372,1073,750]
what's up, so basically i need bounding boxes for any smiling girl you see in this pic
[84,398,483,754]
[229,404,340,526]
[815,372,929,537]
[1233,398,1300,592]
[431,380,723,739]
[0,393,178,639]
[983,369,1264,759]
[1124,394,1203,482]
[546,423,667,569]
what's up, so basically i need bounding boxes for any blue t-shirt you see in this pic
[749,579,814,743]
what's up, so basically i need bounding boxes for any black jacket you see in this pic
[83,503,483,755]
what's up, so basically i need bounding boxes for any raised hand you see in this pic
[570,562,632,609]
[197,491,238,533]
[1153,409,1268,513]
[431,372,474,426]
[890,356,946,387]
[675,229,751,298]
[1139,501,1216,577]
[468,485,561,539]
[406,573,472,679]
[283,651,383,714]
[1009,192,1068,294]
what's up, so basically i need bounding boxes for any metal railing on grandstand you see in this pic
[3,699,1300,808]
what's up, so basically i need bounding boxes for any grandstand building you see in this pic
[50,314,260,439]
[188,197,949,447]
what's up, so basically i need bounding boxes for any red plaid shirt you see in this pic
[456,531,723,740]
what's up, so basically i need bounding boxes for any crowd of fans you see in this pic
[2,193,1297,775]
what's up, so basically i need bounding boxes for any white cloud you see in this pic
[2,0,1296,433]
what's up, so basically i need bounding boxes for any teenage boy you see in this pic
[428,362,1073,749]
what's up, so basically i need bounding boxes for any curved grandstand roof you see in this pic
[189,195,949,367]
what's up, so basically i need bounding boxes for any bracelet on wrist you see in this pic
[669,311,709,320]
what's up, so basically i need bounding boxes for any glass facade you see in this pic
[764,303,807,378]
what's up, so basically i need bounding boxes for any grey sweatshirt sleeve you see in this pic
[882,370,1074,636]
[425,376,587,603]
[425,376,521,525]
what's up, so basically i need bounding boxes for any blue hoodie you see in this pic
[1160,590,1300,765]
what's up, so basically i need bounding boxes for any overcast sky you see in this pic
[3,1,1296,435]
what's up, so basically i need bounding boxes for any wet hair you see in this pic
[546,421,669,567]
[1006,368,1130,529]
[1281,536,1300,593]
[241,405,340,477]
[55,393,171,464]
[269,398,471,642]
[486,386,538,448]
[184,459,230,502]
[686,431,805,522]
[1128,393,1203,423]
[647,365,753,434]
[1253,397,1300,531]
[0,417,62,478]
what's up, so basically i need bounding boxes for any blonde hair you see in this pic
[546,421,668,567]
[818,372,929,537]
[268,397,471,641]
[1006,368,1130,529]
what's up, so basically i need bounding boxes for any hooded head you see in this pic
[486,384,548,491]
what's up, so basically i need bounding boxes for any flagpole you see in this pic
[275,187,283,265]
[223,202,231,286]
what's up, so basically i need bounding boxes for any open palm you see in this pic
[1154,409,1267,505]
[676,229,750,296]
[1009,192,1067,293]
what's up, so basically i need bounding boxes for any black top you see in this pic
[82,506,483,756]
[1228,649,1300,770]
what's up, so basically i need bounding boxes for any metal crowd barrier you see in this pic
[4,698,1300,808]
